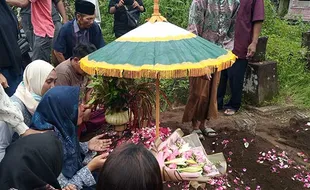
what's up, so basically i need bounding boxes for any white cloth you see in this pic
[0,85,28,135]
[0,121,14,162]
[14,60,54,115]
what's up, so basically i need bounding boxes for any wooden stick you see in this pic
[153,0,160,15]
[156,76,160,138]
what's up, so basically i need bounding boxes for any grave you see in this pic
[302,30,310,69]
[243,37,279,106]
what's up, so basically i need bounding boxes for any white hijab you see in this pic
[14,60,54,115]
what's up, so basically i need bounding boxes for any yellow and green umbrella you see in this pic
[81,0,237,137]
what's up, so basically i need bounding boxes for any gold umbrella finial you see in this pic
[148,0,167,23]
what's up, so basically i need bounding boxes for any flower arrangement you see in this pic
[152,129,227,182]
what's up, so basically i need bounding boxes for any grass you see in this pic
[261,0,310,107]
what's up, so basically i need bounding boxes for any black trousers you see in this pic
[217,59,248,111]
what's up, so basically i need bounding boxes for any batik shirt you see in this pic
[57,141,97,190]
[188,0,240,50]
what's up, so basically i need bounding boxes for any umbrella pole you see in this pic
[155,77,160,138]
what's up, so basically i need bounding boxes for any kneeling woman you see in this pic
[31,86,112,189]
[0,60,56,161]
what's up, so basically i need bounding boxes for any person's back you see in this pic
[55,59,79,86]
[20,1,61,50]
[0,132,63,189]
[97,143,163,190]
[31,0,55,62]
[31,0,54,39]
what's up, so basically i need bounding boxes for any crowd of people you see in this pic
[0,0,264,189]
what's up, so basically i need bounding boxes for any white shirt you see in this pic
[0,85,28,135]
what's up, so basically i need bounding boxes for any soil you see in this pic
[160,106,310,190]
[82,106,310,190]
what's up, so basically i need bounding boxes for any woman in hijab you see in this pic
[0,132,63,189]
[0,60,57,162]
[31,86,112,190]
[12,60,57,125]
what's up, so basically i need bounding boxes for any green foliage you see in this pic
[261,0,310,107]
[160,78,189,107]
[88,76,156,126]
[98,0,192,43]
[88,77,129,112]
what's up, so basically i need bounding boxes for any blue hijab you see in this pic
[31,86,83,179]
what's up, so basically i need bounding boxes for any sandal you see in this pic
[224,109,236,116]
[191,129,205,140]
[200,127,218,137]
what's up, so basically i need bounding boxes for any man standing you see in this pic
[7,0,55,63]
[53,0,105,64]
[217,0,265,116]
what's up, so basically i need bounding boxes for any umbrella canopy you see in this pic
[80,21,236,79]
[80,2,237,137]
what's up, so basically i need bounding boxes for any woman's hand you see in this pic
[88,134,112,152]
[87,153,109,171]
[62,184,77,190]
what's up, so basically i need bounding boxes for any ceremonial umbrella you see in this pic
[80,0,237,137]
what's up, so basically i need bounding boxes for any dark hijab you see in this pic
[0,0,22,73]
[0,132,63,190]
[31,86,83,179]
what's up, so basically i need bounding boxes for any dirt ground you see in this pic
[160,106,310,190]
[82,105,310,189]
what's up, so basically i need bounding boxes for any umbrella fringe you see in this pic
[80,51,237,79]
